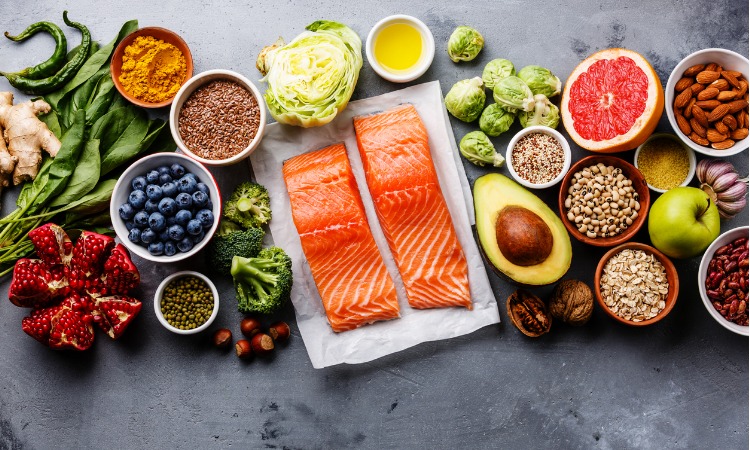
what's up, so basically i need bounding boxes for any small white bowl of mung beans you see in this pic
[506,126,571,189]
[170,69,266,166]
[154,271,219,335]
[634,133,696,193]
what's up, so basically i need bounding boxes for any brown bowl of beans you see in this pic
[169,69,266,166]
[698,226,749,335]
[558,155,650,247]
[594,242,679,326]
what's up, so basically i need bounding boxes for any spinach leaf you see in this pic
[89,106,139,151]
[69,67,108,116]
[64,178,117,216]
[144,120,176,154]
[100,119,168,176]
[39,111,62,140]
[48,139,101,208]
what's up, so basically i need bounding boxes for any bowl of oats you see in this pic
[594,242,679,326]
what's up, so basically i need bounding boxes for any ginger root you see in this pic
[0,91,61,186]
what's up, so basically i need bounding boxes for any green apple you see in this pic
[648,187,720,259]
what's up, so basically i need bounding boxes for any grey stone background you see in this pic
[0,1,747,449]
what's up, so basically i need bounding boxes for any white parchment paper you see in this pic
[249,81,499,368]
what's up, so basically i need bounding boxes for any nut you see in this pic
[707,103,731,122]
[675,77,694,92]
[250,333,275,356]
[507,290,551,337]
[240,316,262,337]
[684,64,705,77]
[684,98,696,118]
[695,100,721,110]
[676,113,691,135]
[727,99,749,114]
[721,71,741,89]
[731,128,749,140]
[690,118,707,137]
[235,339,253,359]
[697,87,719,101]
[690,83,706,95]
[714,121,729,135]
[717,90,737,102]
[689,132,710,146]
[710,79,730,91]
[706,129,728,143]
[674,87,693,108]
[696,70,721,84]
[723,114,738,130]
[549,280,594,326]
[692,105,709,128]
[212,328,233,349]
[711,139,735,150]
[268,321,291,342]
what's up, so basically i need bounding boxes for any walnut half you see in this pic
[507,290,551,337]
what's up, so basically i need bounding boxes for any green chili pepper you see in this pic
[3,21,67,80]
[0,11,90,95]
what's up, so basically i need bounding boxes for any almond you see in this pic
[715,121,729,135]
[707,129,727,143]
[738,80,748,98]
[684,98,697,118]
[684,64,706,77]
[737,111,747,129]
[715,65,724,73]
[674,87,693,108]
[705,63,719,72]
[676,113,692,135]
[692,105,709,128]
[723,70,743,78]
[726,99,749,114]
[710,79,730,91]
[731,128,749,140]
[689,132,710,146]
[691,83,706,95]
[717,90,737,101]
[707,104,731,122]
[697,87,719,100]
[690,118,707,137]
[722,114,738,130]
[675,77,693,92]
[721,71,741,89]
[696,71,721,84]
[711,139,735,150]
[695,99,721,109]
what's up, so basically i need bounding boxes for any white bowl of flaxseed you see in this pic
[169,69,266,166]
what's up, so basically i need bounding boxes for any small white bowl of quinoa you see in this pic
[169,69,266,166]
[506,126,571,190]
[634,133,696,193]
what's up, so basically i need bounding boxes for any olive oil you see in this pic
[373,23,423,73]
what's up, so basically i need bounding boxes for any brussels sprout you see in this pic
[519,94,560,129]
[447,26,484,63]
[459,131,504,168]
[492,76,534,112]
[479,103,516,137]
[517,65,562,98]
[482,59,516,90]
[445,77,486,122]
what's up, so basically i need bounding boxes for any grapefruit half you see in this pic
[561,48,664,153]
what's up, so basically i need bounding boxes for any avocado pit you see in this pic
[495,206,553,266]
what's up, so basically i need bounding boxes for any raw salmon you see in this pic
[283,143,400,332]
[353,104,472,309]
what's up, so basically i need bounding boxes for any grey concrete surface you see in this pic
[0,1,748,449]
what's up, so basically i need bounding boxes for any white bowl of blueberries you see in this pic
[110,152,221,262]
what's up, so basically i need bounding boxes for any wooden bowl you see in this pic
[110,27,194,108]
[558,155,650,247]
[594,242,679,327]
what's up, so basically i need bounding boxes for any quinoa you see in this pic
[511,132,565,184]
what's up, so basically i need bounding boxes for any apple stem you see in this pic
[700,182,718,204]
[698,195,712,219]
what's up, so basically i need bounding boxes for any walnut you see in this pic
[507,290,551,337]
[549,279,593,326]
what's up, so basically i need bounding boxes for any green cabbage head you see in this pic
[445,77,486,122]
[492,76,534,113]
[519,94,560,129]
[259,20,363,128]
[447,26,484,62]
[517,65,561,98]
[459,131,504,168]
[482,59,516,90]
[479,103,516,137]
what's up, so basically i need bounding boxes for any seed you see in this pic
[511,133,565,184]
[160,275,214,329]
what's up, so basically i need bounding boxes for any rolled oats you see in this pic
[600,249,669,322]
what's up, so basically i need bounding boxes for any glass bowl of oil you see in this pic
[366,15,435,83]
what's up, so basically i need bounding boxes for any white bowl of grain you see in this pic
[169,69,266,166]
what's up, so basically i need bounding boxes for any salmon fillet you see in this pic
[283,143,400,332]
[353,104,472,309]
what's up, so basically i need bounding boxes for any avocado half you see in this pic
[474,173,572,286]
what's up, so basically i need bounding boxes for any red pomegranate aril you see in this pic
[9,259,68,307]
[28,223,72,266]
[100,244,140,295]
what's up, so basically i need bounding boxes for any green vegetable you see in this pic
[2,20,67,79]
[207,222,265,275]
[223,182,272,229]
[519,94,560,129]
[517,65,561,98]
[479,103,516,137]
[0,12,90,95]
[447,26,484,63]
[231,247,293,315]
[482,59,515,90]
[258,20,362,128]
[445,77,486,123]
[459,131,504,168]
[492,76,534,113]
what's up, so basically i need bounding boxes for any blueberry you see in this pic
[206,199,213,211]
[158,166,171,176]
[119,203,136,220]
[175,209,192,226]
[146,170,160,184]
[148,241,165,256]
[196,183,209,195]
[186,219,203,236]
[175,192,192,209]
[128,190,147,209]
[158,197,178,216]
[183,172,198,181]
[170,163,186,178]
[191,191,208,208]
[133,210,150,228]
[125,221,135,231]
[131,176,147,191]
[161,181,178,198]
[159,173,173,184]
[146,184,163,201]
[195,209,214,229]
[159,229,170,242]
[128,228,141,243]
[166,216,177,227]
[141,228,157,244]
[164,241,177,256]
[168,224,186,241]
[144,199,160,214]
[148,212,167,232]
[176,237,194,253]
[191,229,205,244]
[177,175,198,194]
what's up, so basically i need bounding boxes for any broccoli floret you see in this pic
[217,219,242,237]
[231,246,293,315]
[223,182,272,229]
[207,226,265,275]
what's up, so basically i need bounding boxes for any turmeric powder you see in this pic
[119,36,187,103]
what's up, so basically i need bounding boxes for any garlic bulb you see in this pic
[696,158,748,220]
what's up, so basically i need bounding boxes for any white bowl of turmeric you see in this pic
[634,133,696,193]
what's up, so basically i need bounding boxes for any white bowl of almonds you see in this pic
[665,48,748,157]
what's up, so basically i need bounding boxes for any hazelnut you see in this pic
[268,321,290,342]
[212,328,232,349]
[549,279,594,326]
[250,333,274,356]
[240,316,262,337]
[235,339,253,359]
